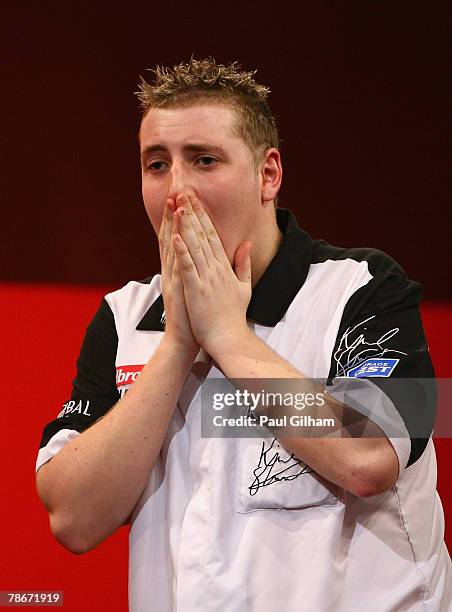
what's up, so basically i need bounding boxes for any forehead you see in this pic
[139,103,242,149]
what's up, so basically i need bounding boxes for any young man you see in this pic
[36,57,451,611]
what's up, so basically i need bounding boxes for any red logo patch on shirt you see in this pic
[116,364,145,388]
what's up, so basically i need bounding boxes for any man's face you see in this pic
[139,102,265,264]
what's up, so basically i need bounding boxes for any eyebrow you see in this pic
[140,143,226,158]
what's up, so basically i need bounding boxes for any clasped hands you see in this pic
[158,193,253,359]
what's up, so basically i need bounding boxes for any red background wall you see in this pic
[0,285,450,611]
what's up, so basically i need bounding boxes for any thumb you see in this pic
[234,241,252,284]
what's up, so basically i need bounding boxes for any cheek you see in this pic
[142,186,164,235]
[203,183,257,255]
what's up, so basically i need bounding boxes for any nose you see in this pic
[166,161,195,204]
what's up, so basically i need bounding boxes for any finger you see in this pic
[165,199,175,269]
[172,256,181,283]
[173,233,200,283]
[167,204,178,276]
[158,200,168,264]
[184,195,215,263]
[172,258,187,301]
[161,198,174,273]
[174,195,209,277]
[190,194,229,264]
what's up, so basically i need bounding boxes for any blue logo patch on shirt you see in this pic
[345,358,400,378]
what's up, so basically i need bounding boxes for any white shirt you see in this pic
[36,209,452,611]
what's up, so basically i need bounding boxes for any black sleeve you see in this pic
[37,298,120,451]
[326,266,437,469]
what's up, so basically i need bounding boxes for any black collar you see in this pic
[136,207,312,331]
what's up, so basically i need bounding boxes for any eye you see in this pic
[144,156,218,172]
[146,160,167,171]
[196,156,217,166]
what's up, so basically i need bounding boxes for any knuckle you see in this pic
[181,261,194,272]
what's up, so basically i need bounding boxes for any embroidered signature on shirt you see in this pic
[334,315,407,377]
[249,438,313,496]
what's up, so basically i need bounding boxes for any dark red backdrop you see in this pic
[1,3,450,296]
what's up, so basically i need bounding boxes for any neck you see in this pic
[251,215,283,289]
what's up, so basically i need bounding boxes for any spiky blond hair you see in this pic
[135,56,280,205]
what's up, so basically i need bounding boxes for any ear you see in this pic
[260,148,283,204]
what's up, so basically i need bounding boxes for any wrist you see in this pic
[206,324,255,363]
[158,334,199,363]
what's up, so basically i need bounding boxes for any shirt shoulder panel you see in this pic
[311,240,408,279]
[324,262,435,470]
[36,296,120,457]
